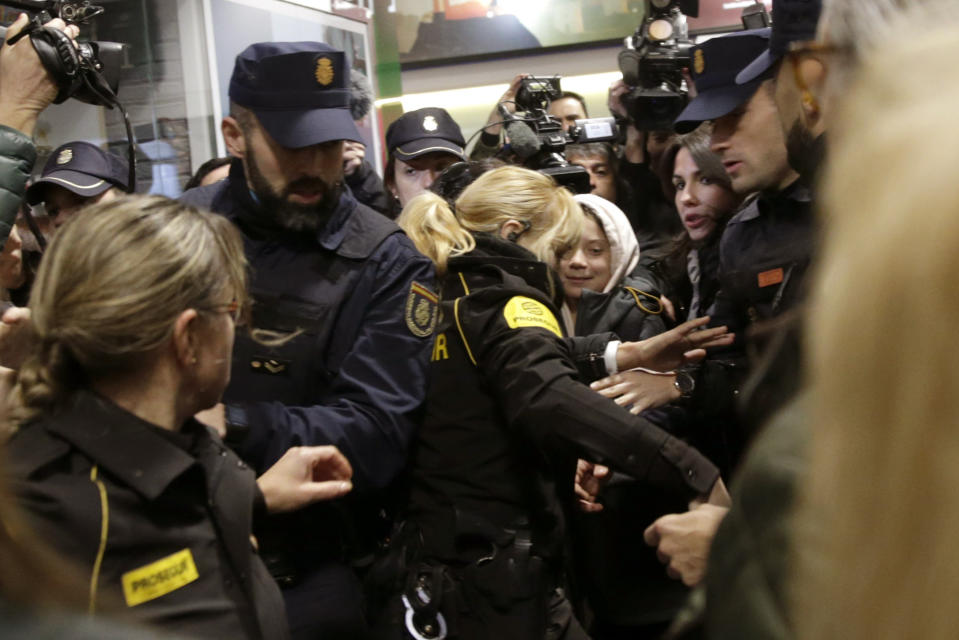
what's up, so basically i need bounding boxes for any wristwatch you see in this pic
[673,370,696,400]
[223,404,250,449]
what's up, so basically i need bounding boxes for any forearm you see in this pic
[487,332,718,500]
[520,375,718,500]
[0,109,39,137]
[231,399,415,491]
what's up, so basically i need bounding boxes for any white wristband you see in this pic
[604,340,621,375]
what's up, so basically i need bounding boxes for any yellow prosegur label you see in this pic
[122,548,199,607]
[503,296,562,338]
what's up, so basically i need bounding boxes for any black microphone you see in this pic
[504,119,541,160]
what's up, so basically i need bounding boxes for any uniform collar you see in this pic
[448,233,562,306]
[735,178,812,223]
[42,391,208,501]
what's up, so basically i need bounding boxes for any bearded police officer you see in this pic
[181,42,435,639]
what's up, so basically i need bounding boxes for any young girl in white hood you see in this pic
[558,193,666,341]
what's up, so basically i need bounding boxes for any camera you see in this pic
[0,0,135,205]
[617,0,699,131]
[0,1,125,107]
[504,76,618,194]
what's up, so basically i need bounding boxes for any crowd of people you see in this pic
[0,0,957,638]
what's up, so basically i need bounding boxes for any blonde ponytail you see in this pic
[398,191,474,276]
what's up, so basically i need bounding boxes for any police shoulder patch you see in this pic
[503,296,562,337]
[406,281,438,337]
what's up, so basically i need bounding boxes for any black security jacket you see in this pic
[406,234,718,562]
[7,391,288,640]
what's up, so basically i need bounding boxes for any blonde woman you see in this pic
[381,166,730,639]
[5,196,353,639]
[793,18,959,640]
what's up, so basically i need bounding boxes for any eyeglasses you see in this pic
[207,299,241,324]
[786,40,849,58]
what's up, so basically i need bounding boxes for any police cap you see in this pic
[26,141,129,205]
[673,28,772,134]
[229,41,362,148]
[386,107,466,162]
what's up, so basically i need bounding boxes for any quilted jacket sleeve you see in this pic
[0,124,37,248]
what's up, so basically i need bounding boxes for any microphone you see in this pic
[496,103,540,160]
[349,69,374,122]
[504,119,540,160]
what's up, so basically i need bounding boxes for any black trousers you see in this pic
[282,560,370,640]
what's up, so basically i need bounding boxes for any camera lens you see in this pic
[648,19,674,41]
[650,0,673,9]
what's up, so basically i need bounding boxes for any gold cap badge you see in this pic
[422,115,438,132]
[693,49,705,76]
[315,57,334,86]
[56,148,73,165]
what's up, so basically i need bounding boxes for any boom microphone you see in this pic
[504,120,540,160]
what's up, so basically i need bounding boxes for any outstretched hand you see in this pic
[574,459,610,513]
[591,369,679,414]
[616,316,733,373]
[258,445,354,513]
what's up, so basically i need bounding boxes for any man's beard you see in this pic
[786,119,825,184]
[246,146,343,233]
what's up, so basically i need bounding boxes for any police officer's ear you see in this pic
[795,56,827,133]
[500,219,527,243]
[222,116,248,159]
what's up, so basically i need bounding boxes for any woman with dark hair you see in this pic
[658,129,743,321]
[592,129,745,478]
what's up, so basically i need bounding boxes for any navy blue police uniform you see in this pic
[672,30,817,457]
[181,42,435,639]
[675,27,816,337]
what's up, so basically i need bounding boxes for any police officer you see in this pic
[180,42,435,639]
[667,31,815,457]
[25,140,130,229]
[384,106,466,214]
[674,29,814,347]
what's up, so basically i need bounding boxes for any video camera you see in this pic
[502,76,618,194]
[0,1,124,107]
[0,0,135,198]
[617,0,698,131]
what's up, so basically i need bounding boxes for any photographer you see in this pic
[0,13,75,248]
[469,74,588,160]
[606,81,683,271]
[0,13,78,368]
